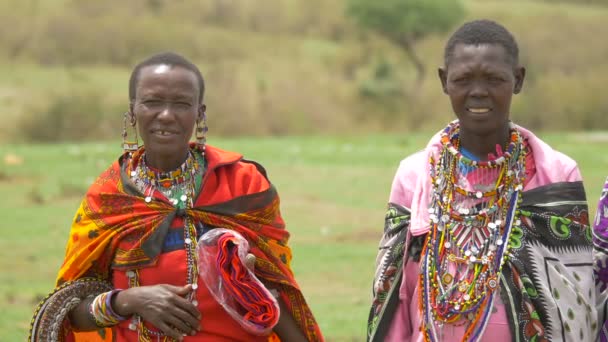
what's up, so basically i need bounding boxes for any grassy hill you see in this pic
[0,0,607,142]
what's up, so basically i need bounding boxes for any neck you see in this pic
[145,149,190,172]
[458,124,510,160]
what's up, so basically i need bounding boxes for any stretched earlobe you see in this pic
[128,111,136,126]
[128,103,136,125]
[438,68,448,94]
[198,104,207,122]
[122,111,139,153]
[195,106,208,153]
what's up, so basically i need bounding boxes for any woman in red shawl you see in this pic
[29,52,323,342]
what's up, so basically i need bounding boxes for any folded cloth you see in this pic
[198,229,280,336]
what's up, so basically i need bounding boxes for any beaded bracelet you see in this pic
[88,289,128,327]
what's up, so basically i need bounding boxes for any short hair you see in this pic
[444,19,519,67]
[129,52,205,103]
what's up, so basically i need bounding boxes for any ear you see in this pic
[128,103,136,126]
[197,104,206,122]
[438,67,448,94]
[513,66,526,94]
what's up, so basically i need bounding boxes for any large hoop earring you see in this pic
[195,111,208,153]
[122,111,139,153]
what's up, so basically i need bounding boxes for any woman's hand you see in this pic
[113,284,201,341]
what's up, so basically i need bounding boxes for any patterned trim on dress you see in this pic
[367,203,411,342]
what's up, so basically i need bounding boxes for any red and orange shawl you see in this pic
[53,144,323,342]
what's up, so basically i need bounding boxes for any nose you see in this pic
[469,81,489,98]
[157,104,176,122]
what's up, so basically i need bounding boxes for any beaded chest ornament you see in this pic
[125,150,205,341]
[419,122,527,341]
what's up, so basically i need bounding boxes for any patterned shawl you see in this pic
[30,145,323,342]
[368,181,594,342]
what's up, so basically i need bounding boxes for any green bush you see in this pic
[1,0,608,140]
[17,90,123,142]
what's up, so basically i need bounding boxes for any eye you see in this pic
[143,99,162,106]
[174,102,192,110]
[451,76,469,84]
[488,76,505,84]
[450,73,471,83]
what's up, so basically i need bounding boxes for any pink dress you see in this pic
[383,125,582,341]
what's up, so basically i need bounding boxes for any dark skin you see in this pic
[130,64,205,171]
[68,64,309,341]
[438,43,526,160]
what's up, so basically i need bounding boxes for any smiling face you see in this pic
[439,43,525,137]
[130,64,204,169]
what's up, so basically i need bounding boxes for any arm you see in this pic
[243,254,308,341]
[565,164,583,182]
[272,298,309,342]
[67,298,99,331]
[369,157,421,341]
[236,161,321,340]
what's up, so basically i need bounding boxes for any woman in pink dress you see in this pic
[367,20,596,342]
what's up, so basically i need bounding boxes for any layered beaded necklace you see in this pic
[126,149,205,341]
[420,122,527,341]
[130,151,203,206]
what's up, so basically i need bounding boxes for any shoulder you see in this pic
[231,159,271,185]
[518,125,581,181]
[204,145,271,193]
[393,150,428,188]
[392,129,443,188]
[389,150,428,206]
[395,150,428,177]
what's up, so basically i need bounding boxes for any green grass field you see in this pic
[1,132,607,341]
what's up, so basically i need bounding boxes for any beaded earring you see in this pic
[195,111,208,153]
[122,111,139,153]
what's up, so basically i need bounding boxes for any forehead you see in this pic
[136,64,199,96]
[447,43,514,72]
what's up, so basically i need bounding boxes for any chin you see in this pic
[146,144,182,156]
[459,121,501,136]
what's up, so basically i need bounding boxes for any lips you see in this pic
[150,129,179,141]
[151,129,177,136]
[466,107,491,114]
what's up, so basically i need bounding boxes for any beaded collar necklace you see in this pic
[140,153,199,188]
[126,149,205,341]
[420,121,527,341]
[129,151,203,206]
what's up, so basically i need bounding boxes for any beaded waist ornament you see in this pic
[419,122,527,341]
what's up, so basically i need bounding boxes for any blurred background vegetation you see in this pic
[0,0,607,143]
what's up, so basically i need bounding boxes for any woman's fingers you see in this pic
[171,292,201,322]
[130,284,201,337]
[155,320,186,341]
[245,253,256,271]
[161,284,192,296]
[162,310,197,336]
[169,303,201,333]
[159,283,200,321]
